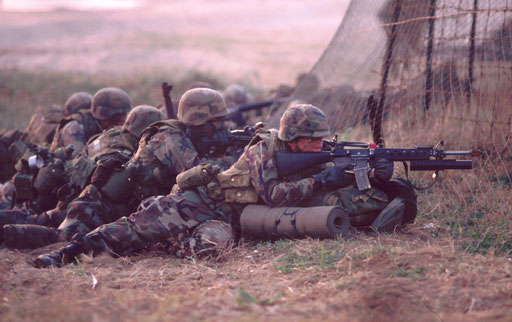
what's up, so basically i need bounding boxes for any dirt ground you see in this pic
[1,1,512,321]
[1,230,511,321]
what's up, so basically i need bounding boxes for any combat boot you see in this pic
[33,242,84,268]
[3,224,64,249]
[370,197,405,232]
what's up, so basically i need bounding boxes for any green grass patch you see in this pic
[273,240,344,273]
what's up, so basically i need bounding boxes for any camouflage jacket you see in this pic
[125,120,236,203]
[24,104,65,146]
[82,126,138,162]
[50,110,102,157]
[213,129,327,208]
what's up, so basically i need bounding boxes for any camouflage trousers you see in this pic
[75,189,229,258]
[308,178,417,227]
[2,184,131,249]
[58,184,130,239]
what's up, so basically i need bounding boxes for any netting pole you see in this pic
[465,0,478,106]
[375,0,402,147]
[423,0,437,113]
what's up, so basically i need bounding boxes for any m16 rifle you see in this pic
[276,138,481,191]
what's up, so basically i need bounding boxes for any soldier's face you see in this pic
[288,137,323,152]
[99,113,126,129]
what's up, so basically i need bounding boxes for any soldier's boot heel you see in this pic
[3,224,64,249]
[370,197,405,232]
[33,242,84,268]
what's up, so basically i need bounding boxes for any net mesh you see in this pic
[269,0,512,179]
[268,0,512,253]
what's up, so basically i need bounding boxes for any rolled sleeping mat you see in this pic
[240,205,349,239]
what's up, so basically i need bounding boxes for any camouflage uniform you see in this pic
[33,88,244,266]
[1,106,163,248]
[22,88,241,258]
[238,105,416,228]
[50,87,131,157]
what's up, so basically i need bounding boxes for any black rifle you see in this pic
[227,97,289,127]
[161,82,175,119]
[275,139,481,191]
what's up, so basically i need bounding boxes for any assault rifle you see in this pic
[275,139,481,191]
[227,97,289,127]
[196,122,264,156]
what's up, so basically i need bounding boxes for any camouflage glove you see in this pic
[372,159,394,183]
[312,165,353,189]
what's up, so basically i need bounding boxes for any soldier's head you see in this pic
[222,84,253,108]
[123,105,164,137]
[91,87,132,129]
[278,104,330,153]
[178,87,228,135]
[64,92,93,116]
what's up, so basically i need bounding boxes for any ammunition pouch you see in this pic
[33,162,66,195]
[176,163,220,190]
[13,173,36,201]
[70,156,97,189]
[217,159,259,203]
[100,167,134,202]
[240,205,350,239]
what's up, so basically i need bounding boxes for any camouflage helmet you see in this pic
[186,81,213,91]
[123,105,164,137]
[91,87,132,120]
[278,104,330,141]
[177,88,228,126]
[64,92,92,116]
[222,84,253,108]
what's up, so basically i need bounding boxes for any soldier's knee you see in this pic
[175,220,233,258]
[383,178,417,224]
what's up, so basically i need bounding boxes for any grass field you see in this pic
[1,1,511,321]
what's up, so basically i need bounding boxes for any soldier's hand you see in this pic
[372,159,394,183]
[312,165,353,188]
[203,163,221,176]
[212,130,230,148]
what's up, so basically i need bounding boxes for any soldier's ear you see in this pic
[287,140,298,152]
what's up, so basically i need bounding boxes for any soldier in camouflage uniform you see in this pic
[0,92,93,209]
[50,87,132,158]
[33,104,416,268]
[13,88,239,254]
[1,105,164,248]
[239,104,417,230]
[4,88,131,211]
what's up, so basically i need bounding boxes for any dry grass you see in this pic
[1,232,511,321]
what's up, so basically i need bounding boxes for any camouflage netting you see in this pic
[268,0,512,187]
